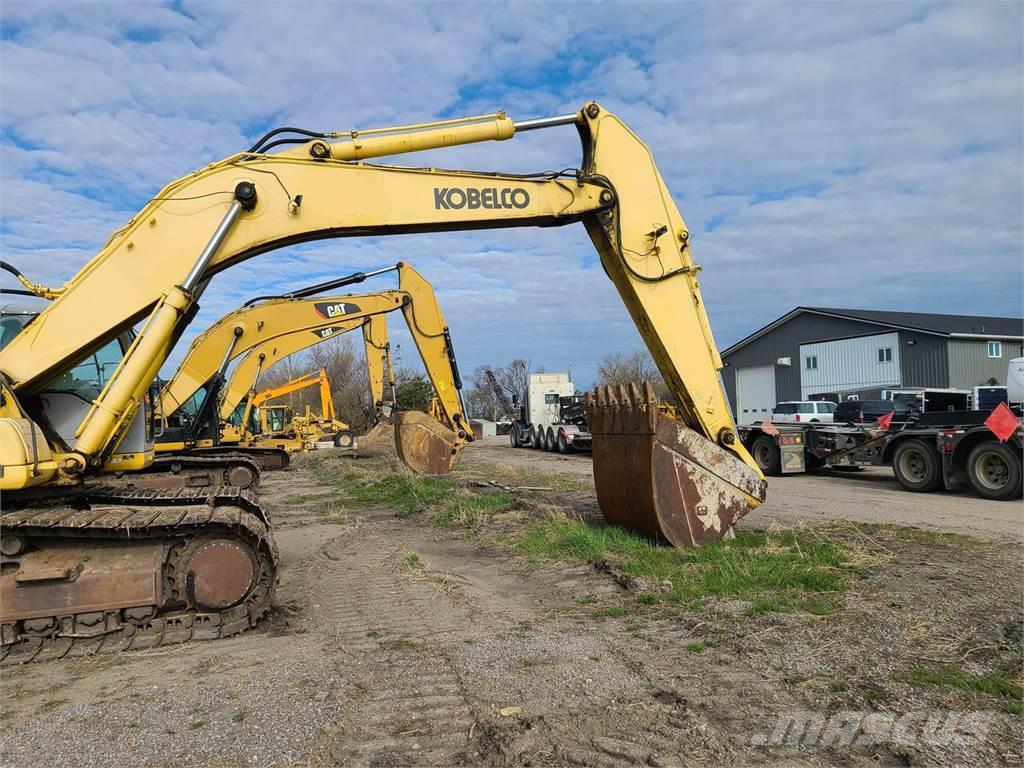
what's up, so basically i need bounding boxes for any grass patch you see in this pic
[903,664,1023,704]
[432,491,515,528]
[403,552,419,566]
[593,606,631,618]
[232,710,248,723]
[686,641,705,654]
[517,519,848,614]
[190,719,206,730]
[284,490,338,505]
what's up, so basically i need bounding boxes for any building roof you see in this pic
[723,307,1024,357]
[806,308,1023,337]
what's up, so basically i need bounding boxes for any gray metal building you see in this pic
[720,308,1023,424]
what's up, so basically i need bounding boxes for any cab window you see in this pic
[177,386,207,418]
[45,337,123,398]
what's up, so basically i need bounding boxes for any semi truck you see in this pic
[508,372,592,453]
[737,359,1024,501]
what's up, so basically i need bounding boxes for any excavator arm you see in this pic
[0,101,765,545]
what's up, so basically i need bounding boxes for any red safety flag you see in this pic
[876,411,894,431]
[985,401,1020,443]
[761,418,780,436]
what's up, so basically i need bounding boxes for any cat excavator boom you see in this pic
[0,101,766,663]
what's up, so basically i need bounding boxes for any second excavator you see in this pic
[0,101,767,662]
[156,262,471,475]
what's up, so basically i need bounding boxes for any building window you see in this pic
[805,355,818,370]
[877,347,893,363]
[988,341,1002,358]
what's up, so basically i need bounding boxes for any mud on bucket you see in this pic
[393,410,459,475]
[586,383,767,548]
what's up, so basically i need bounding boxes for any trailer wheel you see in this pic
[751,435,781,476]
[892,440,942,492]
[557,432,573,454]
[510,428,520,448]
[544,427,556,452]
[531,425,543,450]
[966,442,1022,501]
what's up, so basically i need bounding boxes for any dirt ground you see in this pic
[2,437,1021,767]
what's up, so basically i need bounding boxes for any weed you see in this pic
[232,710,248,723]
[365,629,382,639]
[403,552,419,566]
[686,641,705,654]
[190,720,206,730]
[522,658,539,668]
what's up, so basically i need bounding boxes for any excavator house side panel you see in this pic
[393,411,457,475]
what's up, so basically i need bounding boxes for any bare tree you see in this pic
[596,350,669,400]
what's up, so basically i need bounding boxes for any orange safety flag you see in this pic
[984,401,1020,443]
[760,418,780,437]
[876,411,894,431]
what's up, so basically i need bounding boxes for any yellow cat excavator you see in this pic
[156,262,468,474]
[220,312,399,456]
[0,101,766,661]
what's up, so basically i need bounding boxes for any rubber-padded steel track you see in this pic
[0,486,278,664]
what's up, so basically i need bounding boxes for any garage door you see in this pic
[736,365,776,424]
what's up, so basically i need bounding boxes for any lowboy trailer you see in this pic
[738,410,1023,501]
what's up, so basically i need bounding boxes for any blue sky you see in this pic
[1,1,1021,388]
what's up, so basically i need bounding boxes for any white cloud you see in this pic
[1,1,1020,392]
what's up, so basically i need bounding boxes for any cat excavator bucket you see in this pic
[393,410,460,474]
[357,417,397,457]
[587,383,767,547]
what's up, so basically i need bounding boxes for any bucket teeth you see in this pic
[586,379,766,548]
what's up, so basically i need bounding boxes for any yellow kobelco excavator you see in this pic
[0,101,766,661]
[156,262,468,474]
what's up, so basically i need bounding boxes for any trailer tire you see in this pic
[510,428,520,448]
[544,427,556,452]
[333,430,356,449]
[531,425,543,450]
[751,435,781,476]
[892,439,942,493]
[965,442,1022,501]
[557,432,573,454]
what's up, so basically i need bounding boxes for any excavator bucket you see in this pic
[357,419,397,457]
[586,383,767,548]
[393,410,458,475]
